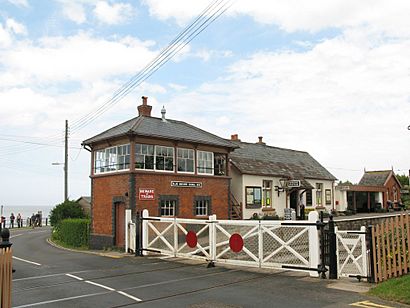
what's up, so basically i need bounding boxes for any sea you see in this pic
[1,205,53,221]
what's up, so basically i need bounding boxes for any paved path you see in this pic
[9,227,406,308]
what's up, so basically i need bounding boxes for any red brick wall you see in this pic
[91,172,230,237]
[135,173,229,219]
[92,173,129,235]
[384,175,401,206]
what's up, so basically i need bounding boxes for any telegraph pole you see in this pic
[64,120,68,201]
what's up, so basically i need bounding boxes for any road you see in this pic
[8,227,402,308]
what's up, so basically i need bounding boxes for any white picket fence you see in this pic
[127,210,321,277]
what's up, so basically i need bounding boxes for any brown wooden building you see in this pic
[82,97,237,249]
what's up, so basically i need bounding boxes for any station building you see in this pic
[335,170,402,213]
[228,134,337,219]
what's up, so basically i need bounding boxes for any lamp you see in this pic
[275,179,287,197]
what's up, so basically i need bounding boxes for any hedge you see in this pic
[53,218,90,247]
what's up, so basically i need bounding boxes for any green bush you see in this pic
[50,200,85,226]
[52,218,90,247]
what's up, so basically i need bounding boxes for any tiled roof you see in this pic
[229,141,337,181]
[358,170,392,186]
[82,116,237,149]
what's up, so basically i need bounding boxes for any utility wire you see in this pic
[70,0,232,134]
[69,0,225,132]
[0,0,233,155]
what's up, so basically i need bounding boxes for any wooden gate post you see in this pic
[1,228,13,308]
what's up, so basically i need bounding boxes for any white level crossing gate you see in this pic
[335,227,368,279]
[127,210,322,277]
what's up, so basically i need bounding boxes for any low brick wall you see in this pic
[331,212,409,230]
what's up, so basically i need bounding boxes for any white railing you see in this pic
[335,226,368,278]
[128,210,320,277]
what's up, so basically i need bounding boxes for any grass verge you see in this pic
[50,238,89,251]
[368,274,410,305]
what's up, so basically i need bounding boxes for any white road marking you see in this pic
[117,291,142,302]
[85,280,116,291]
[10,234,23,239]
[13,270,93,282]
[12,256,41,266]
[65,273,83,281]
[65,274,142,302]
[13,291,109,308]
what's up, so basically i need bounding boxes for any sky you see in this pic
[0,0,409,208]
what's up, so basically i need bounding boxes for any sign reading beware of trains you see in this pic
[139,189,155,200]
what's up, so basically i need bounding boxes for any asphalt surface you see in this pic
[8,227,405,308]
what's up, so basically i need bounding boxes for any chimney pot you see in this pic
[138,96,152,117]
[231,134,238,141]
[257,136,265,145]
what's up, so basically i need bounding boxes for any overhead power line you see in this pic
[0,0,233,156]
[69,0,233,134]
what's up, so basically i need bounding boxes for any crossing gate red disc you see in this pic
[186,231,197,248]
[229,233,244,253]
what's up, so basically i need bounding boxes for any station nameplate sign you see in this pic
[171,181,202,188]
[139,189,154,200]
[286,180,301,188]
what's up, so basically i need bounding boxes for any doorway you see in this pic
[115,202,125,247]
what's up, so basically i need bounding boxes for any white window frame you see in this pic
[135,144,175,172]
[197,150,214,175]
[316,183,323,206]
[262,180,272,207]
[94,144,130,174]
[135,144,155,171]
[155,145,174,172]
[195,197,210,216]
[177,148,195,174]
[160,199,177,216]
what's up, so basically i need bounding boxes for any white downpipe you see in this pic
[308,211,320,277]
[125,209,131,253]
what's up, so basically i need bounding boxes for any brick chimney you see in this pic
[138,96,152,117]
[231,134,240,141]
[257,136,265,145]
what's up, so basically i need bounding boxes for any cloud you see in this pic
[93,1,135,25]
[0,30,165,133]
[0,18,26,47]
[6,18,27,35]
[144,0,410,37]
[0,32,158,86]
[62,2,87,24]
[7,0,29,8]
[164,29,410,182]
[168,83,187,92]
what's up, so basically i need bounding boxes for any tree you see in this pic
[338,180,354,186]
[396,173,409,187]
[50,200,85,226]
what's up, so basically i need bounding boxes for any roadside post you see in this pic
[1,227,13,308]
